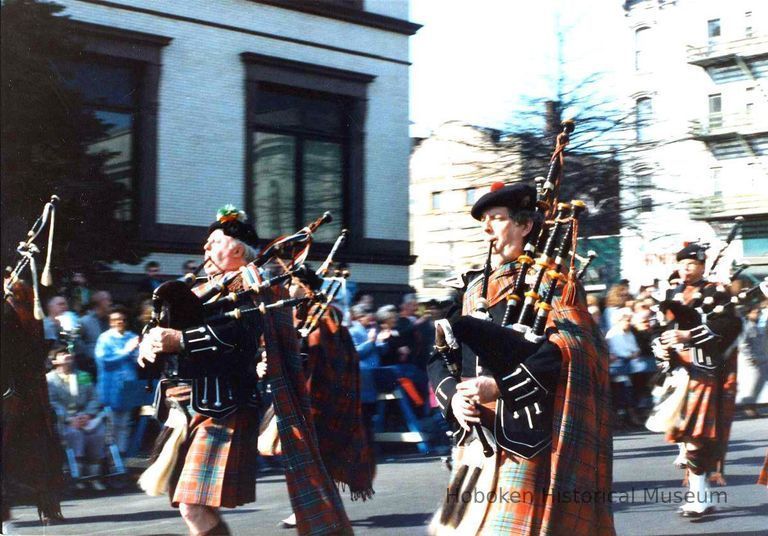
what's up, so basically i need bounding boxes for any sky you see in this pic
[409,0,628,136]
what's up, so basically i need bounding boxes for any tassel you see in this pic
[29,254,45,320]
[560,216,580,307]
[41,199,56,287]
[138,406,188,496]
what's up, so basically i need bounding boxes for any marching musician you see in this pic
[139,207,351,536]
[427,182,614,535]
[138,208,263,535]
[273,266,376,528]
[655,243,742,518]
[3,272,66,529]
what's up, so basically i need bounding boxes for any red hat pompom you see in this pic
[490,181,505,192]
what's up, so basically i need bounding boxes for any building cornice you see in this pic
[252,0,421,36]
[72,0,412,65]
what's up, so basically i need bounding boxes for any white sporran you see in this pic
[645,367,689,433]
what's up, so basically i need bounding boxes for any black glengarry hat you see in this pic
[470,182,536,220]
[676,243,707,263]
[208,205,259,247]
[293,264,324,291]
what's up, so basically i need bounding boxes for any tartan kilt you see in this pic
[171,407,259,508]
[666,351,738,444]
[478,450,551,535]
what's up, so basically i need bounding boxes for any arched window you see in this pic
[635,97,652,142]
[634,27,650,71]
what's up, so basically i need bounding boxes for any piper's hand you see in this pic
[138,338,156,368]
[256,360,268,379]
[450,393,480,432]
[457,376,500,405]
[138,327,182,367]
[660,329,691,346]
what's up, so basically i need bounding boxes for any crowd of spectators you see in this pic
[40,263,180,491]
[591,280,768,428]
[348,277,767,439]
[40,264,767,481]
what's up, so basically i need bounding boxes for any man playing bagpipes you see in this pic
[266,262,376,528]
[138,206,351,536]
[651,243,742,518]
[2,196,65,530]
[427,181,614,535]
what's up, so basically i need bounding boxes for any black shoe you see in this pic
[680,506,714,518]
[200,519,231,535]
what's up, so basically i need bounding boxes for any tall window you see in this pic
[249,84,347,243]
[635,97,652,142]
[711,167,722,196]
[745,11,753,37]
[636,171,653,213]
[465,187,479,206]
[431,191,443,211]
[58,60,141,222]
[634,27,650,71]
[708,93,722,128]
[746,87,755,116]
[707,18,721,42]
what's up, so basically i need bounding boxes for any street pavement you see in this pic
[7,414,767,535]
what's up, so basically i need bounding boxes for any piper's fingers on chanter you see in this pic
[459,395,481,417]
[451,396,479,430]
[456,379,480,399]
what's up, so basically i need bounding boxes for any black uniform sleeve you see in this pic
[180,317,253,377]
[689,310,742,368]
[496,341,562,411]
[680,285,741,370]
[427,348,458,421]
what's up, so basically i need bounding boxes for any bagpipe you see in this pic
[3,195,59,399]
[4,195,59,321]
[434,120,594,459]
[649,217,747,369]
[141,212,336,384]
[295,229,350,339]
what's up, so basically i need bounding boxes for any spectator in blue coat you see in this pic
[79,291,113,377]
[348,304,380,404]
[94,305,139,455]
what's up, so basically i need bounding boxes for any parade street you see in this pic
[7,414,767,536]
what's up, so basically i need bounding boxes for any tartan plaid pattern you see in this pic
[460,262,614,535]
[479,450,552,535]
[171,409,259,507]
[541,305,614,535]
[665,350,738,468]
[463,262,552,312]
[306,311,376,500]
[261,286,352,535]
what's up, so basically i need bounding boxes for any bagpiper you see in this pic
[654,243,742,518]
[138,206,351,535]
[427,182,614,535]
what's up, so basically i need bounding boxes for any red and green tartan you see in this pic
[463,262,615,535]
[665,337,738,473]
[306,310,376,500]
[261,286,352,535]
[171,409,259,508]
